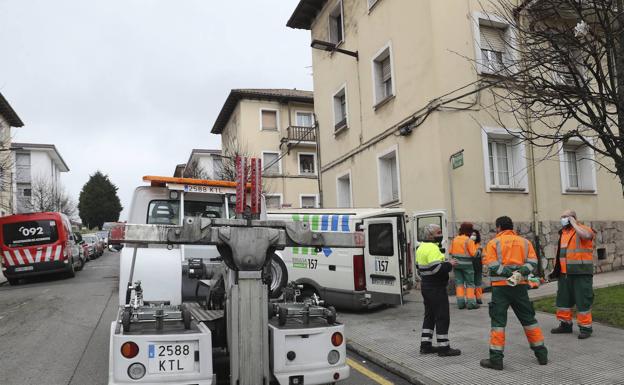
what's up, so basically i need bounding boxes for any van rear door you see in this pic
[412,210,448,255]
[363,217,403,305]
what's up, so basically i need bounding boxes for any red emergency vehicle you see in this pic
[0,212,81,285]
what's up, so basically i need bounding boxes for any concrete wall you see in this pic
[306,0,624,269]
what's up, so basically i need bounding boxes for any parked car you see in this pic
[96,230,109,247]
[74,232,94,261]
[0,212,84,285]
[83,234,104,258]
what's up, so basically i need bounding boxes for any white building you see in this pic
[182,149,223,179]
[11,142,69,213]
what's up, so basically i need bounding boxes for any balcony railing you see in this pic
[286,125,317,143]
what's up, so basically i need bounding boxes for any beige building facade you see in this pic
[211,89,320,209]
[0,93,24,216]
[288,0,624,272]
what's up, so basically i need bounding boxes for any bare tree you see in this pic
[474,0,624,194]
[27,177,77,219]
[0,135,16,213]
[219,135,273,194]
[182,159,209,179]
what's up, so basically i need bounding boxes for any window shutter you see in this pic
[262,110,277,130]
[480,25,506,53]
[381,57,392,81]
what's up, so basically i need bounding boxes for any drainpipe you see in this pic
[314,115,323,208]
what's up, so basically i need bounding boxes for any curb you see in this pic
[347,340,441,385]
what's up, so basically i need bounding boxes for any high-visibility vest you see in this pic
[416,242,445,275]
[560,224,594,275]
[483,230,538,286]
[449,235,477,266]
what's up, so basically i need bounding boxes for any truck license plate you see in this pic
[148,342,196,374]
[14,266,33,272]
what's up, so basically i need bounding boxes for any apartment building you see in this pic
[287,0,624,272]
[0,93,24,216]
[11,143,69,213]
[211,89,319,209]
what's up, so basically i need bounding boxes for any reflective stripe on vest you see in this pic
[450,238,472,261]
[560,228,594,274]
[493,237,529,275]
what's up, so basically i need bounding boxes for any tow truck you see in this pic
[108,157,360,385]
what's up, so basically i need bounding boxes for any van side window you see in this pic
[417,216,442,242]
[369,223,394,256]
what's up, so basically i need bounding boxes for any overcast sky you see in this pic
[0,0,312,219]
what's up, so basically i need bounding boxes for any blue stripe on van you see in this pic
[321,215,329,231]
[341,215,349,232]
[331,215,339,231]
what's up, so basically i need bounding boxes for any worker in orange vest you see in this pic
[471,229,484,304]
[550,209,595,339]
[449,222,479,309]
[480,216,548,370]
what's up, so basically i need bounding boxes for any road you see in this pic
[0,250,408,385]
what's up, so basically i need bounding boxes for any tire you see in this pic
[269,253,288,299]
[122,309,131,332]
[7,278,19,286]
[182,306,192,330]
[77,257,85,271]
[66,259,76,278]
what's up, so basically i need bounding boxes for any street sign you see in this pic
[451,151,464,169]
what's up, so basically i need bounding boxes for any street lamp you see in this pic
[310,39,359,59]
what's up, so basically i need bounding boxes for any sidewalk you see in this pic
[340,270,624,385]
[0,275,6,285]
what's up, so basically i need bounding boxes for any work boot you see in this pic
[457,302,466,310]
[419,344,439,354]
[550,322,573,334]
[476,298,483,305]
[480,358,503,370]
[438,346,461,357]
[467,303,480,310]
[578,331,592,340]
[535,348,548,365]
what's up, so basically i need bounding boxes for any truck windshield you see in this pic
[147,200,226,225]
[2,220,60,247]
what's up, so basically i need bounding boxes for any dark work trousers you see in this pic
[421,286,451,348]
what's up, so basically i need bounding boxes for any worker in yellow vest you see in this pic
[550,209,595,339]
[449,222,479,309]
[480,216,548,370]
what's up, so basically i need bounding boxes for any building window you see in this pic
[482,128,528,192]
[474,13,514,75]
[377,147,400,205]
[296,112,314,127]
[265,194,282,209]
[336,171,352,208]
[260,109,278,131]
[328,1,344,45]
[23,188,32,197]
[298,153,316,175]
[300,195,318,209]
[262,151,281,175]
[372,44,394,106]
[333,86,348,132]
[559,142,596,193]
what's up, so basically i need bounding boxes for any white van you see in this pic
[268,208,411,310]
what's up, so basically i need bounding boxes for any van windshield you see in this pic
[2,220,60,247]
[147,200,226,225]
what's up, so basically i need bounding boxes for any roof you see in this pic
[187,148,221,167]
[211,88,314,134]
[11,142,70,172]
[287,0,328,30]
[0,93,24,127]
[173,163,186,177]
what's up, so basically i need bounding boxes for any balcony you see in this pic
[283,125,317,147]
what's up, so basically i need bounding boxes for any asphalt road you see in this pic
[0,250,407,385]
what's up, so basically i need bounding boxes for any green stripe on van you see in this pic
[311,215,320,231]
[292,247,299,254]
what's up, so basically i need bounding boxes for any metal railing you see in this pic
[286,126,317,143]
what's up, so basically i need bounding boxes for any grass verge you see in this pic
[533,284,624,329]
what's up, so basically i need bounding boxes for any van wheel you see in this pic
[66,259,76,278]
[7,278,19,286]
[269,253,288,299]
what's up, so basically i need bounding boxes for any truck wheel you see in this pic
[182,306,192,330]
[326,306,337,325]
[278,307,288,326]
[122,309,132,332]
[7,278,19,286]
[269,253,288,299]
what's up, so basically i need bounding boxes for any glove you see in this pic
[507,271,523,287]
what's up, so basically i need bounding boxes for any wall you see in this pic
[0,117,12,215]
[221,98,319,208]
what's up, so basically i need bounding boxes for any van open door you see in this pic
[363,217,403,305]
[413,210,448,256]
